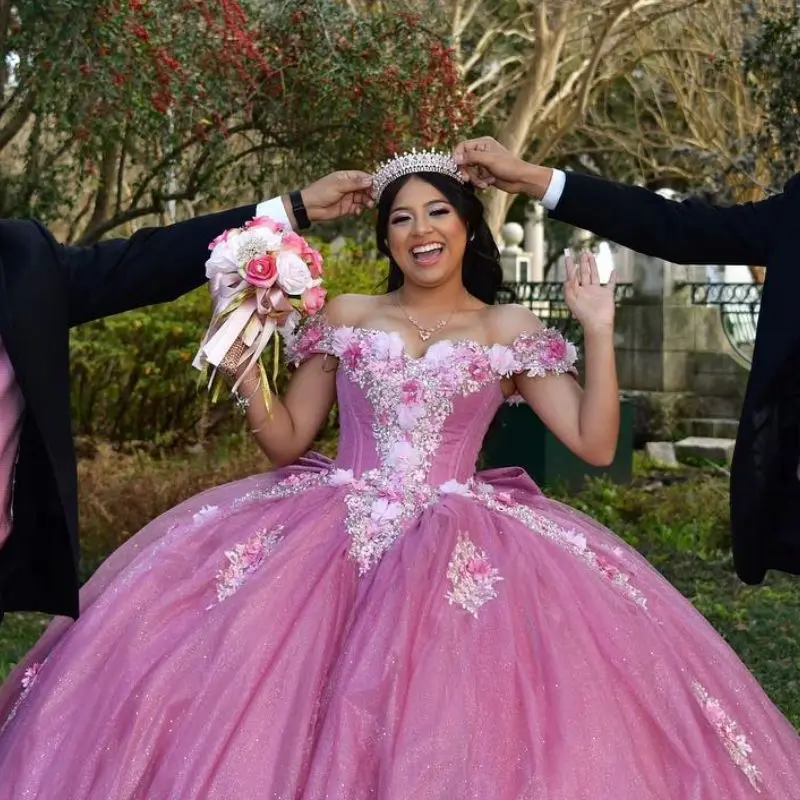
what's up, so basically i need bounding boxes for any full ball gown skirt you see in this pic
[0,319,798,799]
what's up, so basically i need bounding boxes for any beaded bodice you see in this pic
[287,317,577,487]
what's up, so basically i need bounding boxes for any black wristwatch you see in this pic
[289,190,311,230]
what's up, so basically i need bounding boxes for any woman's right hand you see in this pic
[452,137,550,196]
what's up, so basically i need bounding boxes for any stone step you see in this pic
[675,436,736,465]
[644,441,678,467]
[684,417,739,439]
[683,395,743,420]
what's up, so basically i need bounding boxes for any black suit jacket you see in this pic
[0,205,256,620]
[548,171,800,584]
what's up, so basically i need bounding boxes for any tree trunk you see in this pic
[484,187,515,239]
[79,144,121,244]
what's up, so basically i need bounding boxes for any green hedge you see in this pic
[69,240,386,445]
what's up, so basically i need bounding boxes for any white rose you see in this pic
[276,251,313,295]
[205,238,238,281]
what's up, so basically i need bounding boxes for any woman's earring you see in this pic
[469,232,475,241]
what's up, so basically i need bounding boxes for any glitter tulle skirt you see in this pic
[0,454,797,799]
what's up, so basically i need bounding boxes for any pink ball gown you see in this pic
[0,316,797,799]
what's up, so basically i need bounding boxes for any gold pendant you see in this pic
[418,330,432,341]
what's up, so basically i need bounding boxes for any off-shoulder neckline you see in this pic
[306,317,559,363]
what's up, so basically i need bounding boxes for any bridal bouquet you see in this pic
[193,215,326,407]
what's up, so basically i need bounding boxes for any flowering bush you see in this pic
[2,1,474,239]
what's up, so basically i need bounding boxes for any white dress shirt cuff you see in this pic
[256,196,292,228]
[541,169,566,210]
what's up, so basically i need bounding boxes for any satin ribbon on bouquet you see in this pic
[193,216,326,408]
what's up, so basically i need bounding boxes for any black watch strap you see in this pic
[289,190,311,230]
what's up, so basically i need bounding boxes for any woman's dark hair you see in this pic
[376,172,502,305]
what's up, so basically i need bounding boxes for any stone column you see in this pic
[523,202,545,282]
[499,222,531,283]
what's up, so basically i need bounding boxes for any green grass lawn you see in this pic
[1,459,798,728]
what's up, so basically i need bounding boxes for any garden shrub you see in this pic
[69,239,386,445]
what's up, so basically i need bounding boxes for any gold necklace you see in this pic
[396,293,459,342]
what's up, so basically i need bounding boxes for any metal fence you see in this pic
[686,282,761,364]
[499,280,762,365]
[496,281,634,345]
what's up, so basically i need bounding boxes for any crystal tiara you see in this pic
[372,148,466,201]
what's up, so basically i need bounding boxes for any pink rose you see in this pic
[303,245,324,278]
[301,284,327,315]
[281,231,307,252]
[245,254,278,288]
[245,215,285,233]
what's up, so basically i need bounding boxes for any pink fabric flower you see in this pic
[301,285,327,315]
[400,379,423,405]
[397,403,425,430]
[386,440,421,473]
[561,529,588,553]
[372,331,405,362]
[439,479,472,496]
[488,344,517,377]
[340,340,365,370]
[244,254,278,288]
[437,365,463,395]
[293,323,324,361]
[467,557,491,578]
[369,498,403,523]
[423,339,453,365]
[541,335,567,366]
[468,353,493,383]
[328,469,354,486]
[331,326,356,355]
[21,662,43,691]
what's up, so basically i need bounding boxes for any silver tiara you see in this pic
[372,148,466,201]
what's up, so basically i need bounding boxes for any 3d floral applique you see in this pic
[208,525,285,607]
[0,661,45,733]
[692,681,763,792]
[445,532,503,617]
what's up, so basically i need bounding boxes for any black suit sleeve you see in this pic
[56,205,257,326]
[549,172,797,267]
